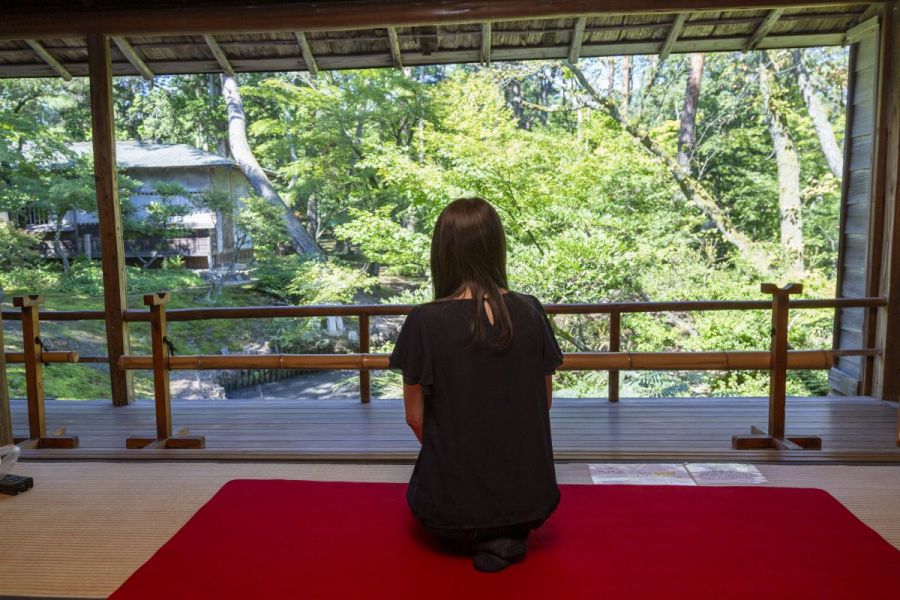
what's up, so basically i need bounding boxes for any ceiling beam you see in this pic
[293,31,318,77]
[745,9,784,51]
[481,22,492,66]
[0,1,869,38]
[386,27,403,68]
[567,16,587,63]
[24,39,72,80]
[203,34,234,76]
[658,13,688,61]
[112,36,154,80]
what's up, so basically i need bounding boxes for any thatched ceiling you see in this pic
[0,1,879,79]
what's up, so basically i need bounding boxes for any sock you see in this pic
[473,551,511,573]
[473,536,527,562]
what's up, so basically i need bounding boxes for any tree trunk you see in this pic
[759,55,804,276]
[221,75,319,255]
[53,214,70,273]
[677,53,705,171]
[621,55,633,118]
[565,61,770,274]
[792,49,843,179]
[306,193,319,240]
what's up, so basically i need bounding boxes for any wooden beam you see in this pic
[745,9,784,51]
[0,1,868,38]
[568,16,587,63]
[658,13,688,61]
[481,22,492,66]
[874,2,900,404]
[293,31,318,77]
[24,39,71,80]
[0,294,11,448]
[112,36,154,80]
[386,27,402,68]
[203,34,234,76]
[87,33,134,407]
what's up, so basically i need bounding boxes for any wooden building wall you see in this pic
[831,19,880,396]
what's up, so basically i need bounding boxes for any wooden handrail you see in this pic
[0,296,887,322]
[118,349,840,372]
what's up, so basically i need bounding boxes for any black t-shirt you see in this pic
[389,291,564,529]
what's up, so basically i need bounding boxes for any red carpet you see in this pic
[110,480,900,599]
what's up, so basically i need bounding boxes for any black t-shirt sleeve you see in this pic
[388,307,434,387]
[530,295,564,375]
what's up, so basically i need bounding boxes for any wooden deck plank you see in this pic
[9,396,899,461]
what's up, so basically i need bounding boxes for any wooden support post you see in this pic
[874,3,900,406]
[15,296,44,442]
[88,33,134,407]
[608,311,620,403]
[12,295,78,449]
[359,314,371,403]
[733,283,821,450]
[126,293,204,449]
[0,293,12,448]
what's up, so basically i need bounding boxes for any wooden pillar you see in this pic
[873,3,900,403]
[88,33,134,406]
[608,311,620,402]
[0,294,12,447]
[359,314,371,403]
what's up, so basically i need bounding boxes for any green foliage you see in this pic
[334,207,430,275]
[235,195,290,255]
[0,49,852,399]
[0,222,40,271]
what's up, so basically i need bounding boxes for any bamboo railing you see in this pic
[0,286,887,451]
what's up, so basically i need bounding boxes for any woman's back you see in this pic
[390,291,562,529]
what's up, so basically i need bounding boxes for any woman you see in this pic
[389,197,563,572]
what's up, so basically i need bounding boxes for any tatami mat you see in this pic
[0,461,898,599]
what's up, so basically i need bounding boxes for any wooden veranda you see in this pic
[0,0,899,462]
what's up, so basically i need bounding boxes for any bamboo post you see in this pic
[126,293,204,449]
[608,311,621,402]
[359,314,371,403]
[12,295,78,449]
[732,283,821,450]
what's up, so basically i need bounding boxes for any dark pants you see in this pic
[420,517,546,554]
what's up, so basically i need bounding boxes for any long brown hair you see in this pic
[431,197,513,349]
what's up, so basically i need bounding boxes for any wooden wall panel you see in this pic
[831,20,880,396]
